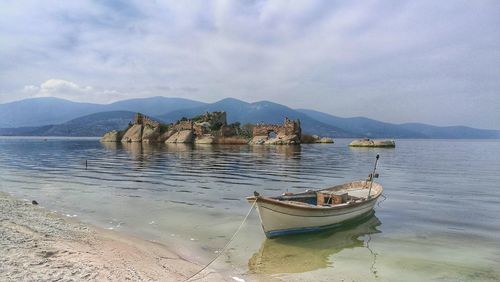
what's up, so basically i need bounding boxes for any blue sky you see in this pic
[1,0,499,129]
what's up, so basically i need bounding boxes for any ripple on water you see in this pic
[1,138,500,281]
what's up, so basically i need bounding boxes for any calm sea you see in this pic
[0,137,499,281]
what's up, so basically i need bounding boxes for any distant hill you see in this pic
[0,111,136,137]
[296,109,426,138]
[297,109,500,139]
[1,96,499,138]
[0,96,205,128]
[158,98,354,137]
[0,97,105,128]
[104,96,205,116]
[398,123,500,139]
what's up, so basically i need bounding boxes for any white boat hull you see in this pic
[249,181,383,238]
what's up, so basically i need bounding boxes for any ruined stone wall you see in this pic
[283,118,301,136]
[252,124,283,136]
[134,113,160,128]
[171,120,193,131]
[134,113,143,124]
[252,118,301,138]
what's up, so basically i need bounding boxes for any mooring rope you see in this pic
[184,200,257,282]
[365,233,379,278]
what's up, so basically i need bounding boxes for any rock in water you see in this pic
[165,130,194,143]
[141,125,160,143]
[194,135,215,144]
[349,139,395,148]
[121,124,143,142]
[100,130,121,142]
[318,137,334,143]
[32,200,38,205]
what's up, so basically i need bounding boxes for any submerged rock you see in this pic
[349,139,395,148]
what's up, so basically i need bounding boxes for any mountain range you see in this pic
[0,96,498,139]
[0,96,204,128]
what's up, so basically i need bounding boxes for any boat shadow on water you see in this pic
[247,212,382,275]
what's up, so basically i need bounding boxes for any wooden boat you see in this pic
[247,155,383,238]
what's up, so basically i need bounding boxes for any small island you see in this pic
[101,112,333,145]
[348,138,395,148]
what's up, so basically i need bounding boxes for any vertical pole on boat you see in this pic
[368,154,379,199]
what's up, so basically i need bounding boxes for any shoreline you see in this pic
[0,192,228,281]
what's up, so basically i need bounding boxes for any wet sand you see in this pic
[0,192,228,281]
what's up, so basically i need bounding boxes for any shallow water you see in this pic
[1,137,499,281]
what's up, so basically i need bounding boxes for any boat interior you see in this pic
[270,181,381,207]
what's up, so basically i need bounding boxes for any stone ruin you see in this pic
[101,112,302,145]
[133,113,160,128]
[250,118,301,145]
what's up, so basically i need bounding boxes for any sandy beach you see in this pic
[0,192,228,282]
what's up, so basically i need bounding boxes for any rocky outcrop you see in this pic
[250,134,300,145]
[301,134,334,143]
[102,112,305,145]
[307,135,334,143]
[141,125,160,143]
[159,130,175,142]
[101,130,122,142]
[165,130,193,143]
[194,135,215,144]
[349,139,395,148]
[121,124,143,142]
[119,113,162,143]
[101,113,163,143]
[250,136,267,145]
[317,137,334,143]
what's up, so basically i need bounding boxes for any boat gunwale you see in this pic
[247,181,382,212]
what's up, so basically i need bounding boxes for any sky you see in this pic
[1,0,499,129]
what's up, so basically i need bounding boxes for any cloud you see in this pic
[23,79,119,102]
[1,0,500,128]
[38,79,92,96]
[20,79,200,103]
[22,85,39,93]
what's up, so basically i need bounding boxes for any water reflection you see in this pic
[248,214,381,274]
[100,141,119,151]
[250,145,301,159]
[101,142,302,162]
